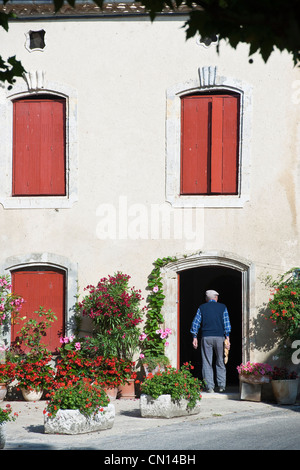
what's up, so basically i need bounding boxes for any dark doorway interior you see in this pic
[179,266,242,385]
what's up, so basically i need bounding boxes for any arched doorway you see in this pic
[160,252,252,385]
[179,266,242,385]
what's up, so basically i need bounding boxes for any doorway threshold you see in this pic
[201,386,239,399]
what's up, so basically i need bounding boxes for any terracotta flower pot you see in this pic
[118,378,136,399]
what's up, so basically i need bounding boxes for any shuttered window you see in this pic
[11,269,65,353]
[181,93,239,195]
[12,95,66,196]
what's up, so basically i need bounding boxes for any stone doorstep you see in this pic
[140,394,201,419]
[44,403,115,435]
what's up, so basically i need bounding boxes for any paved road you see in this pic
[3,391,300,451]
[100,406,300,451]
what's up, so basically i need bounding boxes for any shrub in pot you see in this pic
[79,272,144,360]
[236,361,273,384]
[44,379,114,434]
[140,362,204,417]
[140,353,170,377]
[0,404,18,449]
[78,272,145,393]
[55,336,136,392]
[0,360,16,401]
[266,268,300,359]
[10,307,57,399]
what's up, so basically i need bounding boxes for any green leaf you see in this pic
[0,11,10,32]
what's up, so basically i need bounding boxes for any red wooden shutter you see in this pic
[11,270,65,353]
[181,94,239,195]
[221,95,239,193]
[181,96,211,194]
[211,95,239,194]
[13,96,66,196]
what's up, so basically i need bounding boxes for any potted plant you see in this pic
[15,353,55,401]
[12,307,57,400]
[0,360,16,402]
[139,352,170,377]
[79,272,145,398]
[0,404,18,449]
[271,366,299,405]
[55,336,136,399]
[44,379,114,434]
[79,272,144,359]
[266,268,300,358]
[139,362,203,418]
[237,361,274,402]
[0,274,24,338]
[237,361,274,384]
[54,335,93,388]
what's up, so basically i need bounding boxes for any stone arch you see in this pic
[160,251,254,368]
[0,252,78,346]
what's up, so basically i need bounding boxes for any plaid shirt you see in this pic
[190,300,231,338]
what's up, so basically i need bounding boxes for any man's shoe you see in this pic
[206,388,214,393]
[218,387,225,393]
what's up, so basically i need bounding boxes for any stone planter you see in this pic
[44,403,115,435]
[271,379,299,405]
[21,387,43,402]
[239,374,270,385]
[239,374,271,401]
[140,394,201,419]
[0,422,6,449]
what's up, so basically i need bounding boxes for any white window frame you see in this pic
[0,72,78,209]
[166,66,252,208]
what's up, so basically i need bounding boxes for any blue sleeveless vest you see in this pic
[199,301,226,337]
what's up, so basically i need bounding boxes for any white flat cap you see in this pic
[206,290,219,297]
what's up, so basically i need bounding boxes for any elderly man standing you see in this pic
[190,290,231,393]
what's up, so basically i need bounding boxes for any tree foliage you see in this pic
[0,0,300,87]
[142,0,300,66]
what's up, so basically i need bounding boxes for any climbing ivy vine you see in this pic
[141,256,177,359]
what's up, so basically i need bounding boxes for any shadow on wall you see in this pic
[249,305,279,355]
[250,304,300,376]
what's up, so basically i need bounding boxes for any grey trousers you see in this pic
[201,336,226,390]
